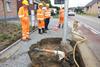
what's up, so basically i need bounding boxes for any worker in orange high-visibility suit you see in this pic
[37,3,46,34]
[44,4,51,30]
[18,0,30,41]
[59,6,64,28]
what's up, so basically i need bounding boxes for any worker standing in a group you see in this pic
[18,0,30,41]
[44,4,51,30]
[59,6,64,28]
[37,3,46,34]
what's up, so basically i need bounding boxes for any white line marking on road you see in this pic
[82,23,100,34]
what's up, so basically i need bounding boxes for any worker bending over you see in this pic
[18,0,30,41]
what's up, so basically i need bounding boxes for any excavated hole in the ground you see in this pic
[28,38,85,67]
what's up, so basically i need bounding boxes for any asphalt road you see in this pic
[75,15,100,34]
[0,15,100,67]
[69,15,100,63]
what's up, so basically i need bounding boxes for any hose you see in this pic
[72,31,87,67]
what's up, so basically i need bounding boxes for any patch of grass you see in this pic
[53,14,59,18]
[0,34,11,42]
[78,13,97,17]
[0,23,21,51]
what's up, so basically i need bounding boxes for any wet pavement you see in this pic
[0,19,63,67]
[0,16,100,67]
[79,24,100,63]
[70,15,100,63]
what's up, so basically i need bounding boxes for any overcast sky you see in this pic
[51,0,92,7]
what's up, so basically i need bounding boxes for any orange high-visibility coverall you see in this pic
[44,8,51,30]
[59,9,64,24]
[18,6,30,40]
[45,9,51,19]
[37,8,45,29]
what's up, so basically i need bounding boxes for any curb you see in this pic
[0,39,21,55]
[0,28,38,55]
[78,43,100,67]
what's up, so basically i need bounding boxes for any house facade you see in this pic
[0,0,39,20]
[0,0,18,20]
[84,0,100,16]
[51,0,64,7]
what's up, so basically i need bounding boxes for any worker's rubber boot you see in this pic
[42,28,47,33]
[26,34,31,40]
[62,24,64,29]
[58,24,61,28]
[21,37,27,41]
[32,26,35,30]
[38,29,42,34]
[27,37,31,40]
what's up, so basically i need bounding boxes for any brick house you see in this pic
[84,0,100,16]
[51,0,64,7]
[0,0,39,20]
[0,0,18,20]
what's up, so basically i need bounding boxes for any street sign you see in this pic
[29,0,33,4]
[54,0,64,4]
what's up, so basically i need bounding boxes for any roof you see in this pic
[34,0,40,3]
[86,0,100,7]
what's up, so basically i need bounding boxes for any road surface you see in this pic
[0,18,63,67]
[75,15,100,34]
[0,15,100,67]
[70,15,100,63]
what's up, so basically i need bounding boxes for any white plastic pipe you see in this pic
[31,10,35,27]
[29,0,35,27]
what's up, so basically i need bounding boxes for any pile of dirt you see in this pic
[0,23,21,51]
[28,38,73,67]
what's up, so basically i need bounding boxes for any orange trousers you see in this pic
[59,17,64,24]
[38,20,45,29]
[20,17,30,40]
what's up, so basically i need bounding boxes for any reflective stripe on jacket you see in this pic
[45,9,51,18]
[37,8,44,20]
[18,6,29,18]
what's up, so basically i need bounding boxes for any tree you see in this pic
[2,0,7,26]
[40,0,50,3]
[75,7,84,14]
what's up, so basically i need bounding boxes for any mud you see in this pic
[28,38,85,67]
[28,38,75,67]
[29,38,62,67]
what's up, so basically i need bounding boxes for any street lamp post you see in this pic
[62,0,73,53]
[62,0,69,43]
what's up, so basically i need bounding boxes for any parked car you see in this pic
[51,8,57,16]
[68,11,75,16]
[98,14,100,18]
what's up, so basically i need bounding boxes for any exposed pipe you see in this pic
[33,48,65,61]
[72,20,87,67]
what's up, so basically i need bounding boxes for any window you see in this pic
[6,0,11,12]
[86,6,89,11]
[54,0,64,4]
[97,2,99,4]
